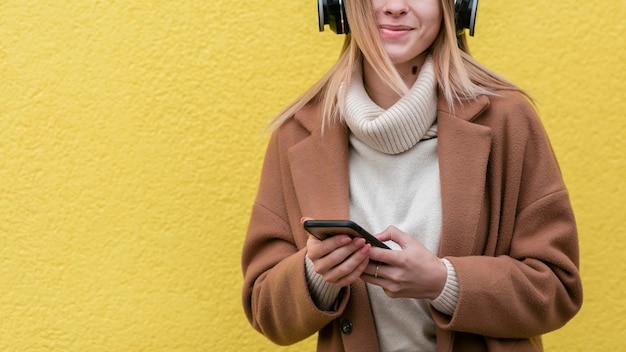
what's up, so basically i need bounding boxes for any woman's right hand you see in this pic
[306,232,371,288]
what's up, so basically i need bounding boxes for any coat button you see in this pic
[340,320,353,335]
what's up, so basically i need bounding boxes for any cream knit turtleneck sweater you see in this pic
[347,56,457,351]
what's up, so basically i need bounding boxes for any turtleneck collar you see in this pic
[344,56,438,155]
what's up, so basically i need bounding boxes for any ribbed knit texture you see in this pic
[304,256,342,311]
[432,259,459,316]
[344,56,438,155]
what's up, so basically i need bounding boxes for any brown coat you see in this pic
[242,91,583,351]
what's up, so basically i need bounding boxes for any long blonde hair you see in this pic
[267,0,527,131]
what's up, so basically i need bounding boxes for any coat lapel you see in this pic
[437,96,492,257]
[288,105,351,220]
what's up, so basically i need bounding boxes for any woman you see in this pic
[242,0,583,350]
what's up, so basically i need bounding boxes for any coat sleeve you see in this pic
[433,95,583,338]
[241,130,348,345]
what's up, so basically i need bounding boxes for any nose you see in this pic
[382,0,409,17]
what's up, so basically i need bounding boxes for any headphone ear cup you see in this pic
[454,0,478,36]
[317,0,350,35]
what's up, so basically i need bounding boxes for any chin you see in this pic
[388,54,426,67]
[384,47,428,66]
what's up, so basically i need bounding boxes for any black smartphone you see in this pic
[303,220,390,249]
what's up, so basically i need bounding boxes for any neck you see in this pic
[362,54,428,109]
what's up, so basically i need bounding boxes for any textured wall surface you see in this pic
[0,1,624,351]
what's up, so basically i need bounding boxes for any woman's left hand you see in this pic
[361,226,447,300]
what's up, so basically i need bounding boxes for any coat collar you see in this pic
[290,94,492,256]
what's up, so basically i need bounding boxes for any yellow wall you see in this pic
[0,0,623,350]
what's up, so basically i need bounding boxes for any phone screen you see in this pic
[303,220,390,249]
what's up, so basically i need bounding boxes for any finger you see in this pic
[363,261,381,277]
[367,246,398,266]
[313,238,367,273]
[361,274,385,287]
[334,252,371,287]
[323,244,371,285]
[360,262,386,286]
[375,225,408,246]
[306,234,353,260]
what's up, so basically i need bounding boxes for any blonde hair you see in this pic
[267,0,528,131]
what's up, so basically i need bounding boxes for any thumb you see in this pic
[376,225,409,249]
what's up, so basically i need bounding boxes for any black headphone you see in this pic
[318,0,478,36]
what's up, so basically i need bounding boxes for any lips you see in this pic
[379,24,414,39]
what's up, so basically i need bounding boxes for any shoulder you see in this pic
[481,90,539,125]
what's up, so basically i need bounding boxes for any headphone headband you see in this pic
[318,0,478,36]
